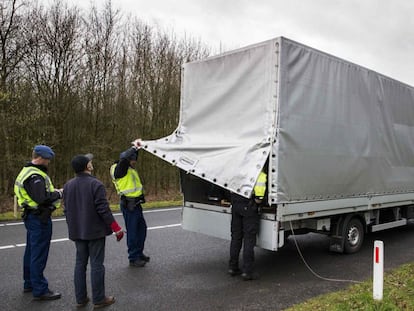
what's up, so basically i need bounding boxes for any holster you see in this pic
[137,194,146,204]
[21,209,28,220]
[247,199,261,215]
[36,206,53,224]
[124,197,137,211]
[122,194,146,211]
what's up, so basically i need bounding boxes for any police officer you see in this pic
[14,145,63,300]
[110,139,149,267]
[228,170,267,281]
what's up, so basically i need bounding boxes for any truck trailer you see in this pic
[142,37,414,253]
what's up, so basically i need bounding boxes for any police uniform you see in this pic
[110,146,149,267]
[229,171,267,280]
[14,145,62,299]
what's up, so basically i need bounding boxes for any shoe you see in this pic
[129,259,146,267]
[23,287,33,293]
[76,297,90,308]
[228,268,242,276]
[93,296,115,309]
[140,254,150,262]
[242,272,258,281]
[33,290,62,301]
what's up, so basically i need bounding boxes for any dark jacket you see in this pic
[63,173,115,240]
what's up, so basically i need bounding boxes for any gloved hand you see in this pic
[131,138,142,149]
[115,230,124,242]
[110,221,124,242]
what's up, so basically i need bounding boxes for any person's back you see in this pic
[63,154,123,309]
[64,172,113,241]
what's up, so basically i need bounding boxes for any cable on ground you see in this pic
[289,220,362,284]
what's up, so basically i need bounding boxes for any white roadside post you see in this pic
[14,195,17,218]
[373,240,384,301]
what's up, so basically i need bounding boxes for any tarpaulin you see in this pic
[143,37,414,202]
[143,39,278,198]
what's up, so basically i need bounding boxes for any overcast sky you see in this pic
[43,0,414,86]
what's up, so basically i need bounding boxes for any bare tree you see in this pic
[0,0,210,208]
[0,0,32,198]
[22,0,83,183]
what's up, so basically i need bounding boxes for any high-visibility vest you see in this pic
[14,166,56,209]
[110,164,143,198]
[254,171,267,199]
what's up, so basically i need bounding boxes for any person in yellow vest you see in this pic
[228,170,267,281]
[14,145,63,300]
[110,139,149,267]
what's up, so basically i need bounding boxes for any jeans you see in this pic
[120,200,147,261]
[229,198,259,274]
[23,213,52,297]
[74,238,106,304]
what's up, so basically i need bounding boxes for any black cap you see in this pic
[71,153,93,173]
[120,150,138,161]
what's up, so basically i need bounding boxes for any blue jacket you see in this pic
[63,173,115,240]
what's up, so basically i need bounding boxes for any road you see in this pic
[1,207,414,311]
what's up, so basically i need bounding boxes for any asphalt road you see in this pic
[1,207,414,311]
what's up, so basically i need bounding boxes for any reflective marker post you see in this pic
[14,195,17,218]
[373,240,384,301]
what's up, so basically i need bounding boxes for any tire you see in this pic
[343,217,364,254]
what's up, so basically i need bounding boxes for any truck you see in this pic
[142,37,414,254]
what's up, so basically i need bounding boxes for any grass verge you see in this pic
[284,262,414,311]
[0,199,183,222]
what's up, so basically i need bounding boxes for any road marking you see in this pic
[0,222,23,226]
[0,207,182,227]
[148,223,181,230]
[144,207,182,213]
[0,223,182,250]
[0,245,15,250]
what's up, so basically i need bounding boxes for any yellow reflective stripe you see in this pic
[110,164,122,195]
[110,164,116,180]
[120,187,143,195]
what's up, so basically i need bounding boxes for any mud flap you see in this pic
[328,214,353,253]
[329,235,344,253]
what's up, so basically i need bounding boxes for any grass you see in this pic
[284,262,414,311]
[0,199,183,221]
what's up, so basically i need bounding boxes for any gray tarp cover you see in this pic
[143,37,414,202]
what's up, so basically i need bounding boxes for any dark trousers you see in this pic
[74,238,106,304]
[121,200,147,261]
[23,213,52,297]
[229,198,259,274]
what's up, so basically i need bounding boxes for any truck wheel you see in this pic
[344,217,364,254]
